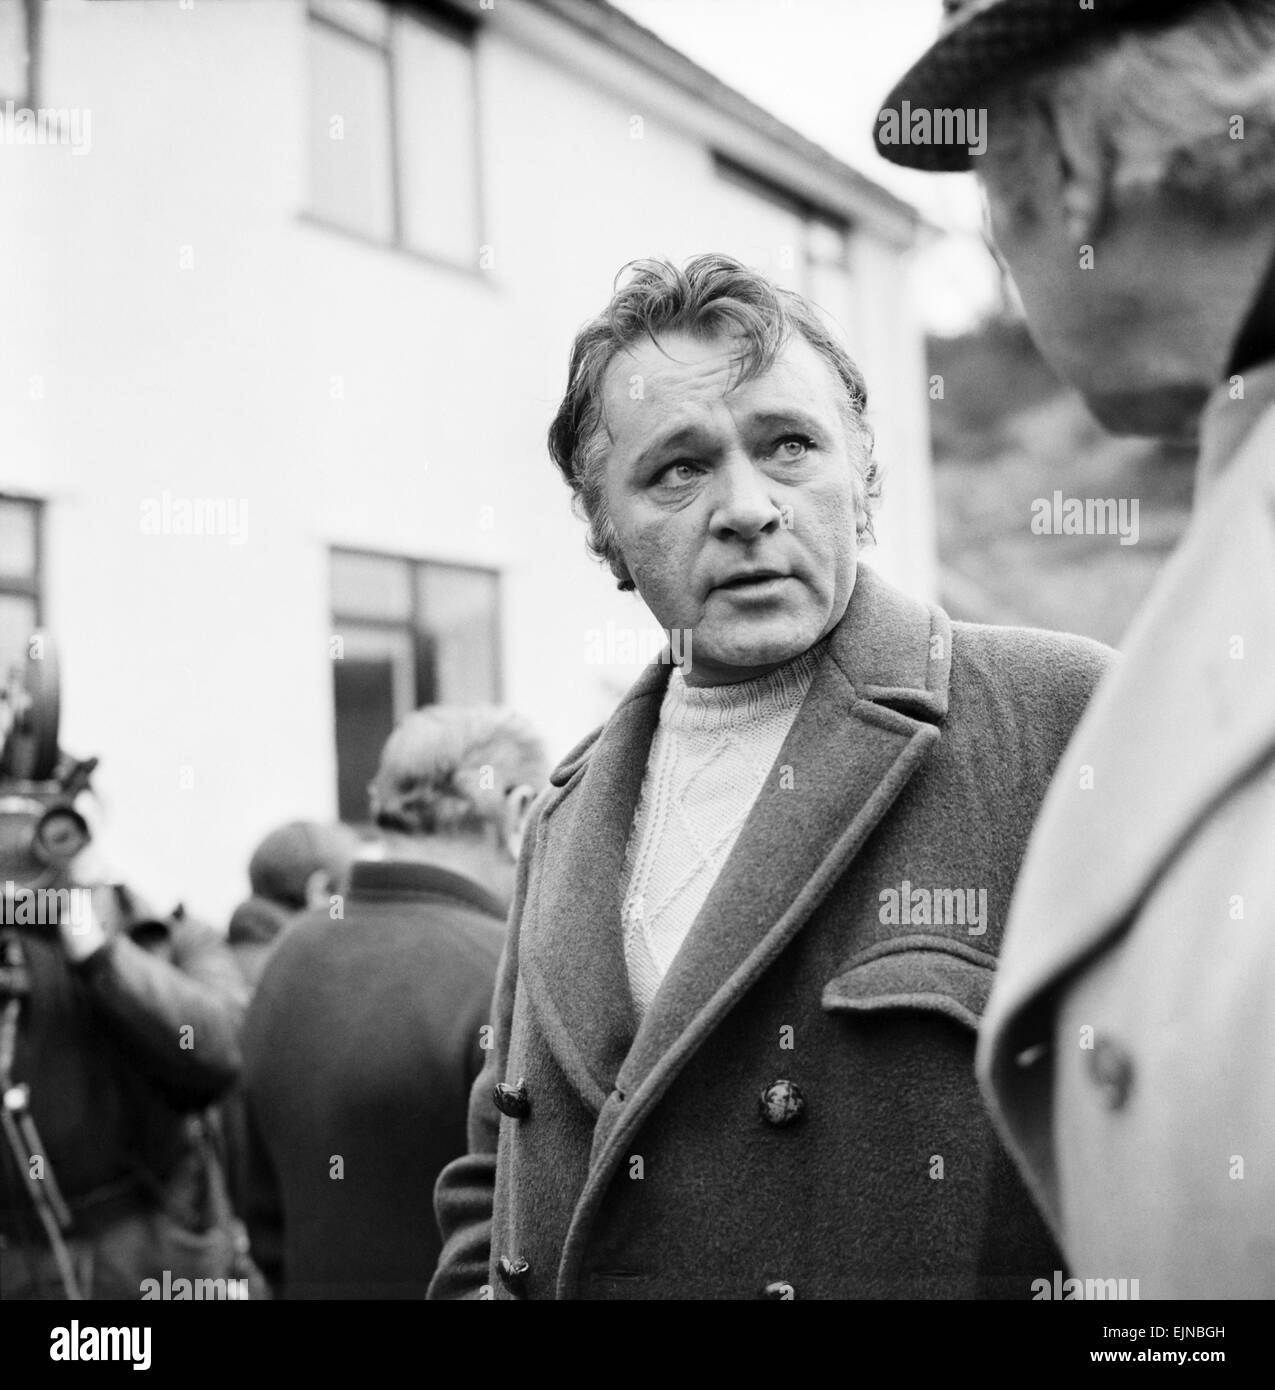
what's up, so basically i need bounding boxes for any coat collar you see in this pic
[520,564,951,1118]
[979,397,1275,1221]
[545,564,951,790]
[346,859,506,921]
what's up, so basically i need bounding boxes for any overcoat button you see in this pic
[493,1078,530,1119]
[1087,1039,1134,1110]
[761,1280,795,1300]
[759,1079,805,1126]
[498,1255,531,1293]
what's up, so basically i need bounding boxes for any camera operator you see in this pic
[0,774,252,1300]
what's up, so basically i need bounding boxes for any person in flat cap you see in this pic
[879,0,1275,1297]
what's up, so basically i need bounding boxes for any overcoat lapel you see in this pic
[518,662,667,1113]
[611,566,950,1120]
[520,567,951,1133]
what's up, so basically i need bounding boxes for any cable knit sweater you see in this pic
[620,645,824,1013]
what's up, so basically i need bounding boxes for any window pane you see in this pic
[307,21,394,242]
[0,594,36,683]
[416,565,499,705]
[707,164,806,292]
[0,1,28,103]
[309,0,390,45]
[331,624,415,822]
[0,499,37,583]
[396,13,479,264]
[331,550,412,621]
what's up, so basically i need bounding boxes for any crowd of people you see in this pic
[0,703,545,1300]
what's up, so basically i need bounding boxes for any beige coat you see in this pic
[978,366,1275,1299]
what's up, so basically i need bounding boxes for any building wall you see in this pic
[1,0,934,922]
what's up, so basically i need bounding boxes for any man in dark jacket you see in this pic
[227,819,360,992]
[240,706,545,1298]
[0,797,247,1299]
[221,819,359,1225]
[430,254,1112,1300]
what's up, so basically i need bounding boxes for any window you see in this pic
[330,548,501,822]
[0,496,43,684]
[711,156,853,323]
[0,0,34,105]
[806,214,853,329]
[306,0,482,265]
[307,15,395,243]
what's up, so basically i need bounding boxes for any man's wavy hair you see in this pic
[547,254,881,591]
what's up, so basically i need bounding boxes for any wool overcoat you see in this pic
[979,380,1275,1298]
[430,565,1111,1300]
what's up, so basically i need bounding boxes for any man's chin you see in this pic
[685,618,825,685]
[1080,381,1210,442]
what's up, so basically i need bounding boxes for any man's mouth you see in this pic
[713,570,789,593]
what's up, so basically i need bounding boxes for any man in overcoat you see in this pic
[430,254,1111,1300]
[877,0,1275,1296]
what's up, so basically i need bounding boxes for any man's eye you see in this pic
[653,460,702,486]
[772,435,814,461]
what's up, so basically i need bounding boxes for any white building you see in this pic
[1,0,935,922]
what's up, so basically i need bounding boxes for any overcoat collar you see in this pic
[519,565,951,1118]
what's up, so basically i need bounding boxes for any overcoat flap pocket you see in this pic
[821,935,996,1032]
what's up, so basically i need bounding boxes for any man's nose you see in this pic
[707,453,781,541]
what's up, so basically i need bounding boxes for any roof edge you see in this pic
[523,0,924,236]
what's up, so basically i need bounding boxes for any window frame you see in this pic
[303,0,485,275]
[0,493,44,621]
[329,544,503,820]
[0,0,39,107]
[712,153,853,300]
[329,543,503,713]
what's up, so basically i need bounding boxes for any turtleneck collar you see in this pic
[660,640,826,734]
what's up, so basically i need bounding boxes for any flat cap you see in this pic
[875,0,1216,171]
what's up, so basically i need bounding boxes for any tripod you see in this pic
[0,927,83,1300]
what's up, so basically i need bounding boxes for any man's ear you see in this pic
[1048,98,1111,246]
[501,784,537,863]
[608,544,635,593]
